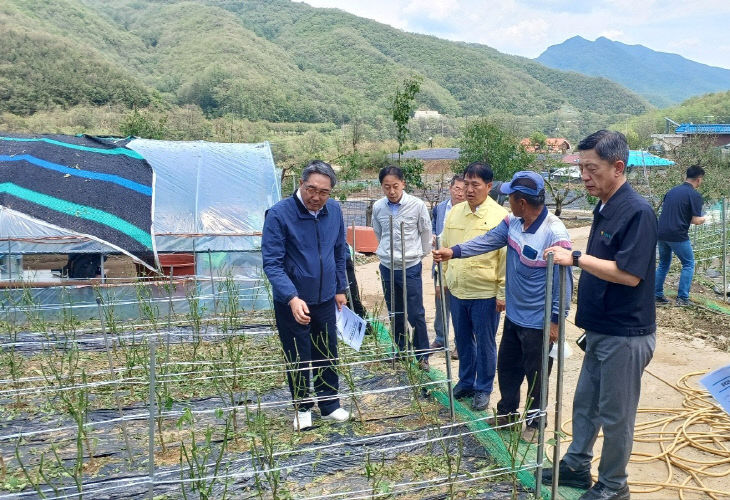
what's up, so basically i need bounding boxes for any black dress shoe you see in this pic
[452,384,474,400]
[542,460,592,489]
[578,482,629,500]
[472,391,489,411]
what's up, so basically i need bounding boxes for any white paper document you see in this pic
[335,305,366,351]
[549,341,573,360]
[700,364,730,415]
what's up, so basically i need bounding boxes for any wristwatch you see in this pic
[572,250,582,268]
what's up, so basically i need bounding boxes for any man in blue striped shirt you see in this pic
[434,171,572,441]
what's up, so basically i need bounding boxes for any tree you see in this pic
[400,158,425,189]
[624,129,642,150]
[530,131,547,151]
[350,114,363,153]
[119,109,167,139]
[390,75,423,161]
[455,118,534,181]
[534,157,587,216]
[634,135,730,212]
[668,135,730,201]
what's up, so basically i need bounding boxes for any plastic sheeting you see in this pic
[128,139,280,252]
[0,273,271,322]
[0,139,280,254]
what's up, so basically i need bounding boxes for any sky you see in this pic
[296,0,730,70]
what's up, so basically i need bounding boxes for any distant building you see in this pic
[674,123,730,146]
[387,148,460,161]
[520,137,572,154]
[650,134,684,153]
[561,153,580,166]
[651,120,730,151]
[414,110,441,120]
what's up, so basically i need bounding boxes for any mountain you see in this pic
[1,0,651,124]
[0,1,157,115]
[536,36,730,108]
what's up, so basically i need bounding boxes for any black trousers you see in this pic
[496,317,553,427]
[345,254,367,318]
[273,299,340,413]
[379,262,430,360]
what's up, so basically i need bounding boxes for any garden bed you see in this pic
[0,282,537,499]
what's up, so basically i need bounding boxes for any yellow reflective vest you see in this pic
[441,198,507,300]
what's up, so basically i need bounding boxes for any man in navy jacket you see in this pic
[262,160,350,431]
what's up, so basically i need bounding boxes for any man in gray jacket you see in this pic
[373,166,432,369]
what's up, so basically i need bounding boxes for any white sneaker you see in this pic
[322,408,350,422]
[293,410,312,431]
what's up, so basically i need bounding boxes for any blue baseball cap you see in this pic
[499,171,544,196]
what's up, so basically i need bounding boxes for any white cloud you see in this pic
[403,0,458,20]
[296,0,730,68]
[598,30,624,40]
[490,18,550,55]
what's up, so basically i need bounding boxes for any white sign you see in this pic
[549,341,573,360]
[335,305,366,351]
[700,364,730,415]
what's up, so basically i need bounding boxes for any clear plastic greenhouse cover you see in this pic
[1,139,281,254]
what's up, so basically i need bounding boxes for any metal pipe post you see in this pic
[723,199,727,303]
[7,240,12,282]
[148,327,157,499]
[534,252,554,496]
[348,221,356,308]
[207,249,218,320]
[351,221,357,275]
[100,253,105,284]
[436,235,455,421]
[400,222,410,358]
[551,265,568,500]
[167,267,174,330]
[96,297,135,466]
[165,267,174,362]
[389,216,396,366]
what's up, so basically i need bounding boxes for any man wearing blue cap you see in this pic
[434,170,572,442]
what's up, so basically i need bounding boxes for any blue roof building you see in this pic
[627,150,675,167]
[674,124,730,135]
[674,123,730,147]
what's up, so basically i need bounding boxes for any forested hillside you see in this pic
[0,1,156,115]
[0,0,651,127]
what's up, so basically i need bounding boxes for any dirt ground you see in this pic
[354,224,730,499]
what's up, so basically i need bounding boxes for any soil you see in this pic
[353,223,730,499]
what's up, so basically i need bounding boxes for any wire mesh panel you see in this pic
[688,199,729,300]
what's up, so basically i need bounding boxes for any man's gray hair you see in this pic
[301,160,337,188]
[577,130,629,166]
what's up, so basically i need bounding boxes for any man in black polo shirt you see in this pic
[655,165,706,306]
[543,130,657,500]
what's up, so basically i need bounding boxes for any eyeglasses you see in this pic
[303,184,331,197]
